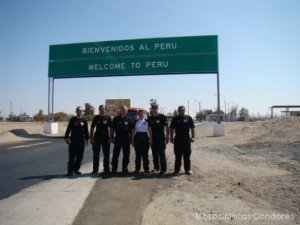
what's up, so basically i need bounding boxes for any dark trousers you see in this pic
[151,137,167,172]
[92,140,110,172]
[111,135,130,172]
[174,137,191,172]
[68,142,85,173]
[134,133,149,172]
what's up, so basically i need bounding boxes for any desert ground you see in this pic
[0,117,299,225]
[141,117,300,225]
[0,121,68,143]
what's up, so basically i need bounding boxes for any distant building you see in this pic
[166,113,173,121]
[105,99,131,117]
[207,113,224,122]
[270,105,300,118]
[283,111,300,117]
[19,113,33,122]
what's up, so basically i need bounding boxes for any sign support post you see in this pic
[213,71,224,136]
[217,72,221,124]
[44,77,58,134]
[47,77,55,121]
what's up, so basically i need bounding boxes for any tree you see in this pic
[173,109,178,117]
[34,109,46,122]
[196,109,213,121]
[149,98,157,106]
[229,105,238,121]
[149,99,159,115]
[54,112,69,122]
[84,103,95,121]
[238,107,249,121]
[239,107,249,116]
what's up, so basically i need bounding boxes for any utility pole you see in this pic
[10,101,12,117]
[194,100,201,116]
[227,102,234,122]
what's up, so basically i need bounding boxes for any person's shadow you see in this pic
[19,173,99,180]
[20,171,175,181]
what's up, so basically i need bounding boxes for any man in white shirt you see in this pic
[131,110,152,173]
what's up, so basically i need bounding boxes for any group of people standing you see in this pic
[64,104,195,177]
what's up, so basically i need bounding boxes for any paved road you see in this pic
[0,136,159,225]
[0,138,94,200]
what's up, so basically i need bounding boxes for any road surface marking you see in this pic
[7,142,52,150]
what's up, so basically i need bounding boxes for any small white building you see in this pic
[19,113,34,122]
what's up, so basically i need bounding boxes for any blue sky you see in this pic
[1,0,300,118]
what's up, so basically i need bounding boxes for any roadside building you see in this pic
[19,113,34,122]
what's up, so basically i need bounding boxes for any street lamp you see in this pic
[194,100,201,114]
[160,107,167,114]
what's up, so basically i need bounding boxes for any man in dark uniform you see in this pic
[90,105,112,174]
[170,105,195,175]
[148,104,169,175]
[64,106,89,176]
[110,106,132,174]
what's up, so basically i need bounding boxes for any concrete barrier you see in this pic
[213,123,224,136]
[43,122,58,134]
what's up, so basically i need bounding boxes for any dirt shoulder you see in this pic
[141,119,300,225]
[0,122,67,143]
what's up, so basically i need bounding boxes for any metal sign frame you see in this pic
[47,35,221,123]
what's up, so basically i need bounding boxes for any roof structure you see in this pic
[271,105,300,108]
[270,105,300,118]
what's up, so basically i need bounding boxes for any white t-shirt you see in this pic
[134,119,149,133]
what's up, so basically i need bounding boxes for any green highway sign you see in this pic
[48,35,218,78]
